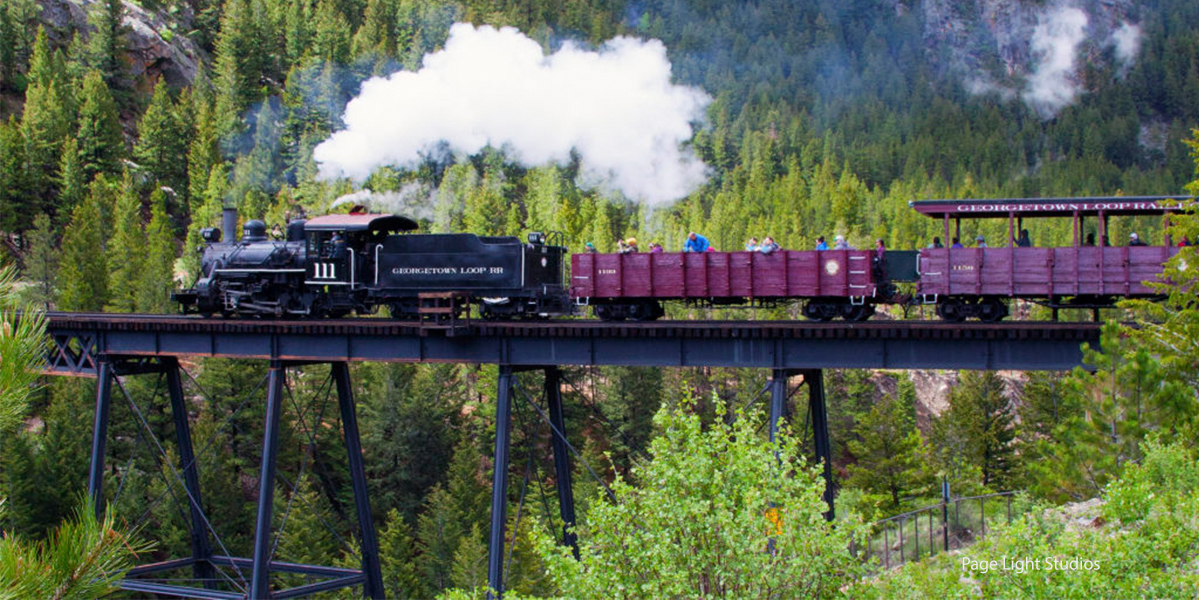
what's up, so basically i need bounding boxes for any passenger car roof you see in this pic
[909,196,1194,219]
[304,213,419,232]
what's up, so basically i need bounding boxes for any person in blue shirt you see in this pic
[744,237,760,251]
[759,236,781,254]
[683,232,710,252]
[815,235,828,250]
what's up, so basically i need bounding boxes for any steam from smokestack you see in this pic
[1023,6,1088,120]
[332,185,435,221]
[314,24,712,204]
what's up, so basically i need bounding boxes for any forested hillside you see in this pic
[0,0,1196,597]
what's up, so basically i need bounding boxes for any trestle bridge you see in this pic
[40,313,1100,598]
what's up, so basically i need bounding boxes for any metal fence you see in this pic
[860,489,1020,569]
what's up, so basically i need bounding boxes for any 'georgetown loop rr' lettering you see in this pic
[392,267,506,275]
[955,201,1180,213]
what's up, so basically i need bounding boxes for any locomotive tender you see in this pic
[175,197,1188,322]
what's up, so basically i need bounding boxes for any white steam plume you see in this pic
[1022,6,1088,119]
[1109,22,1141,67]
[332,184,435,221]
[315,24,712,205]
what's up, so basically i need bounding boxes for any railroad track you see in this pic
[41,312,1101,342]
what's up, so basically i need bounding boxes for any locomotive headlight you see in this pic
[201,227,222,243]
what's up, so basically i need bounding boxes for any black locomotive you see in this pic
[173,210,571,319]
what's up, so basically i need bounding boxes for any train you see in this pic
[173,197,1189,322]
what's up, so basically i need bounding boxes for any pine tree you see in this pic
[20,32,72,222]
[85,0,129,91]
[275,475,340,567]
[938,371,1017,490]
[449,523,488,592]
[136,188,177,313]
[75,70,124,183]
[351,0,396,61]
[433,162,478,233]
[21,214,57,309]
[105,173,143,313]
[212,0,268,146]
[55,137,85,226]
[312,0,352,65]
[416,437,489,593]
[376,508,428,599]
[134,80,188,212]
[284,0,314,65]
[845,379,929,511]
[0,117,27,233]
[57,180,110,311]
[187,88,221,214]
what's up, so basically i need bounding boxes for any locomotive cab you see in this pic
[300,213,420,315]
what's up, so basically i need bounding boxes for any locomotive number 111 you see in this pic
[313,263,338,279]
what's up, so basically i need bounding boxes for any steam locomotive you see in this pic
[174,197,1187,322]
[173,210,571,319]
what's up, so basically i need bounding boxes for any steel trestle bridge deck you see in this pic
[44,313,1100,375]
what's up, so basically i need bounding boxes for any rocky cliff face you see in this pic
[38,0,202,88]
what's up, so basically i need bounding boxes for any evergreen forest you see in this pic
[0,0,1196,597]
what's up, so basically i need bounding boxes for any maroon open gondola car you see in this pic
[570,196,1190,322]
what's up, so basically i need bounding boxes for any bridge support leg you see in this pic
[802,369,835,521]
[87,361,114,519]
[250,362,286,599]
[544,367,578,557]
[164,358,215,586]
[768,369,790,444]
[487,366,515,599]
[332,362,384,600]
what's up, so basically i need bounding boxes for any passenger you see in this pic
[626,238,639,252]
[271,223,284,240]
[1015,229,1031,247]
[975,235,987,248]
[585,242,599,253]
[929,236,943,249]
[1082,233,1095,247]
[1179,235,1193,247]
[759,237,781,254]
[873,239,886,277]
[833,235,853,250]
[1128,232,1148,247]
[616,239,628,253]
[650,241,664,253]
[815,235,828,251]
[950,237,963,249]
[745,237,760,252]
[875,238,886,258]
[683,232,710,253]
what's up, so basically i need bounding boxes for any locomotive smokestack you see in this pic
[223,208,238,243]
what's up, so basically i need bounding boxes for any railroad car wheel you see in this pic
[803,300,839,322]
[936,299,967,322]
[977,299,1008,323]
[842,304,875,322]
